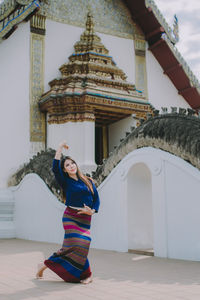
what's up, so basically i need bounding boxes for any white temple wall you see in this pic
[47,120,96,173]
[44,20,135,92]
[0,23,30,188]
[146,50,191,110]
[108,116,135,152]
[164,160,200,260]
[9,147,200,261]
[12,174,65,244]
[93,148,200,261]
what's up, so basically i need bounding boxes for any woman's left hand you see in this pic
[77,204,95,215]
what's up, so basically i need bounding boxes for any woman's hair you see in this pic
[61,156,94,194]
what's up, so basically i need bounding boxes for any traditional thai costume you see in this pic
[44,159,100,282]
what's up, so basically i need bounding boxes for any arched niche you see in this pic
[127,162,153,252]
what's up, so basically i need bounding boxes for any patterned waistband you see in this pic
[67,206,80,212]
[65,206,92,221]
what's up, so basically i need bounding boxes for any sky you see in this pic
[0,0,199,80]
[155,0,200,81]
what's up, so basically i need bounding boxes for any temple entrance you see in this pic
[95,126,103,165]
[127,163,154,255]
[95,125,109,165]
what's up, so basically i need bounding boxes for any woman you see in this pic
[36,141,100,284]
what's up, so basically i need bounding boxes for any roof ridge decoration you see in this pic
[0,0,41,42]
[145,0,179,44]
[145,0,200,92]
[173,14,179,43]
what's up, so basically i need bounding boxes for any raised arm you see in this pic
[52,141,69,189]
[54,141,69,160]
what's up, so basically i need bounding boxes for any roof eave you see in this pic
[124,0,200,109]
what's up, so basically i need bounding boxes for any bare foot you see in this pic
[80,276,93,284]
[36,263,47,279]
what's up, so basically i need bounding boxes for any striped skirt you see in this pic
[44,207,92,282]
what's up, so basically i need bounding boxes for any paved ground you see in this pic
[1,239,200,300]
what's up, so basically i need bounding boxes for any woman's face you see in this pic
[64,159,77,176]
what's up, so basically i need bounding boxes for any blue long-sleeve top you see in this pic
[52,159,100,212]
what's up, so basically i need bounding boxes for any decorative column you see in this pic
[29,14,46,156]
[134,35,148,99]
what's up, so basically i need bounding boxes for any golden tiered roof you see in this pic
[39,12,152,125]
[59,13,127,82]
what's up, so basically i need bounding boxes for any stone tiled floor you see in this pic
[0,239,200,300]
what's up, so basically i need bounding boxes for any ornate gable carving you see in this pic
[40,0,136,39]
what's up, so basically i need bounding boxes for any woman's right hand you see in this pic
[55,141,69,159]
[58,141,69,150]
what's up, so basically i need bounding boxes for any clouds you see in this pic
[155,0,200,80]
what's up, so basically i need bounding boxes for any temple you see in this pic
[1,0,200,261]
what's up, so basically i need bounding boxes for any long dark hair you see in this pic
[61,156,94,194]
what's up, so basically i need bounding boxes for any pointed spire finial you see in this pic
[85,10,94,34]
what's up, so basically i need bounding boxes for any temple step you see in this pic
[128,249,154,256]
[0,189,15,238]
[0,214,14,221]
[0,221,15,238]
